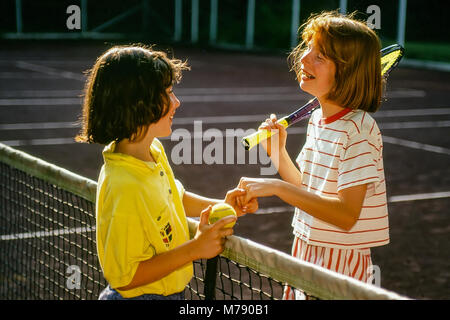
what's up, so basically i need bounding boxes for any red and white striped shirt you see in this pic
[292,108,389,249]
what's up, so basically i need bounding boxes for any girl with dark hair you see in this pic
[77,45,257,300]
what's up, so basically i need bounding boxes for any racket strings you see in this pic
[381,49,403,76]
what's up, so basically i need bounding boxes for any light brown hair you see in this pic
[289,11,383,112]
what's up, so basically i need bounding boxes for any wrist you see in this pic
[268,178,282,197]
[186,237,201,261]
[280,148,290,161]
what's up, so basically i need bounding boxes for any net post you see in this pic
[204,257,219,300]
[245,0,255,49]
[209,0,218,44]
[290,0,300,48]
[397,0,407,47]
[15,0,23,34]
[174,0,182,41]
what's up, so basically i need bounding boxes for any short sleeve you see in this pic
[99,191,156,289]
[337,132,380,193]
[174,178,185,198]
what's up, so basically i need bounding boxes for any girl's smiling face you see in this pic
[299,41,336,101]
[149,86,180,138]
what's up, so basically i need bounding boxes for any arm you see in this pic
[259,115,302,186]
[240,178,367,231]
[276,148,302,187]
[183,189,258,218]
[182,191,219,218]
[117,237,202,291]
[118,206,235,291]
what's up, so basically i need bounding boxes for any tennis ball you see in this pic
[208,203,237,228]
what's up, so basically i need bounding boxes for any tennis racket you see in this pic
[241,44,404,150]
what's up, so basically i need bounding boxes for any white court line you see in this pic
[179,93,306,102]
[2,123,450,152]
[0,94,309,106]
[1,138,76,147]
[0,122,79,130]
[2,190,448,241]
[257,191,450,215]
[0,87,426,97]
[0,95,305,106]
[15,61,85,81]
[0,87,299,98]
[2,108,450,130]
[0,87,427,106]
[255,206,294,215]
[0,72,60,79]
[0,92,426,106]
[0,225,95,241]
[0,59,90,64]
[0,89,82,98]
[379,120,450,130]
[382,136,450,156]
[385,89,426,98]
[388,191,450,203]
[0,98,82,106]
[374,108,450,118]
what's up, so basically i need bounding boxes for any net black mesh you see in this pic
[215,257,285,300]
[0,160,299,300]
[0,162,105,299]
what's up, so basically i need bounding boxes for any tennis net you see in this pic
[0,143,407,300]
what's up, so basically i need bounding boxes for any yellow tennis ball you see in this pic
[208,203,237,228]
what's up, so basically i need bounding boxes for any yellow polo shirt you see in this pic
[96,139,193,298]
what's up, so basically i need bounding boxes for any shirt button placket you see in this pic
[159,170,172,199]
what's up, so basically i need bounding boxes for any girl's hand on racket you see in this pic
[224,188,258,216]
[194,206,235,259]
[259,114,287,157]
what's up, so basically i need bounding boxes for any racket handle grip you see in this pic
[241,118,289,150]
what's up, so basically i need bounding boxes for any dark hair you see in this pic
[76,45,189,144]
[288,11,383,112]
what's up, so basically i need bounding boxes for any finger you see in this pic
[238,177,247,188]
[199,205,212,226]
[248,198,259,213]
[221,228,234,238]
[236,195,243,208]
[238,180,248,190]
[244,193,253,205]
[267,120,279,131]
[239,194,246,208]
[270,114,278,122]
[274,121,284,129]
[218,244,225,255]
[226,188,246,199]
[234,208,244,217]
[213,215,237,230]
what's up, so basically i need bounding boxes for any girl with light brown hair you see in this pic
[238,11,389,299]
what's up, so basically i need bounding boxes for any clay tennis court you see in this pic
[1,40,449,299]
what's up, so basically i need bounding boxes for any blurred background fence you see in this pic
[1,0,449,69]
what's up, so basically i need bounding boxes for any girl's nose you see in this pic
[173,94,181,109]
[300,50,311,65]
